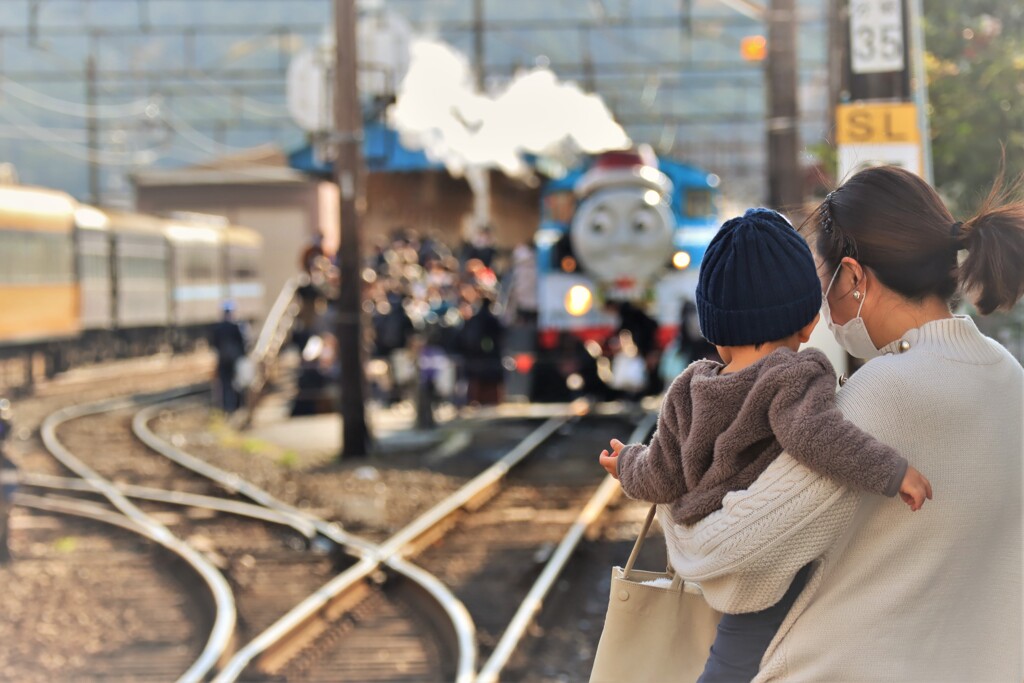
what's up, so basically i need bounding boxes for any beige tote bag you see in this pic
[590,505,722,683]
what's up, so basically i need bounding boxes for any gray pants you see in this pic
[698,563,812,682]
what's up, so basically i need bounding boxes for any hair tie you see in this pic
[950,221,963,239]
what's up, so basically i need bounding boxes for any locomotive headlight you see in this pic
[673,251,692,270]
[643,190,661,206]
[565,285,593,317]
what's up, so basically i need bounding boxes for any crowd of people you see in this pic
[289,226,543,417]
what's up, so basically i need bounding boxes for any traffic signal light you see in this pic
[741,35,767,62]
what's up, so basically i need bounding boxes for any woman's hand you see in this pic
[599,439,626,479]
[899,466,933,511]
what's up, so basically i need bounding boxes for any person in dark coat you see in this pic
[372,291,416,405]
[210,301,247,413]
[0,398,13,562]
[613,300,659,357]
[459,225,497,270]
[678,299,722,363]
[457,296,504,405]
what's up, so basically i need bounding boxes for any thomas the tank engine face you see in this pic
[569,185,674,299]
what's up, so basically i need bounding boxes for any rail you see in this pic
[38,389,237,683]
[204,409,582,683]
[15,472,318,540]
[135,399,522,683]
[475,411,658,683]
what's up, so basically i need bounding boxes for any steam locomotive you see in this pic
[510,148,722,399]
[535,147,721,348]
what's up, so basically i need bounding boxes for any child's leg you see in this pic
[697,563,813,683]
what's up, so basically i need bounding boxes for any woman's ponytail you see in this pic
[958,171,1024,315]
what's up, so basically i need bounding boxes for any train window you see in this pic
[0,230,73,285]
[231,249,259,280]
[182,247,216,280]
[122,255,166,279]
[684,189,714,218]
[81,252,108,280]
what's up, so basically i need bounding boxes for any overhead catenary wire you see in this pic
[0,75,159,119]
[183,70,291,119]
[159,109,286,156]
[0,107,167,165]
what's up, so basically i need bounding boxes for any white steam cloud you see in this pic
[388,38,630,180]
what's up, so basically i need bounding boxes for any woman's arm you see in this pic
[665,454,860,612]
[663,363,894,613]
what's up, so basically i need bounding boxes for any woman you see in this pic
[665,166,1023,680]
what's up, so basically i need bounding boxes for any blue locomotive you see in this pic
[534,147,721,352]
[501,147,722,400]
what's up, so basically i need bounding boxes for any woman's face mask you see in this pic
[821,263,881,360]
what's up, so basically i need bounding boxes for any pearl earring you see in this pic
[852,290,862,301]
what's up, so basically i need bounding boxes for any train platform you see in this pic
[245,390,645,461]
[246,390,477,459]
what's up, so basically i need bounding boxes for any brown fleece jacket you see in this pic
[617,347,908,526]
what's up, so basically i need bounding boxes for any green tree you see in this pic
[925,1,1024,213]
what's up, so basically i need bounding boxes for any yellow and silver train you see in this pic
[0,184,262,375]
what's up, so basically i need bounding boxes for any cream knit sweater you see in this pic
[661,316,1023,681]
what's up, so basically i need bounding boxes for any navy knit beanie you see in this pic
[696,208,821,346]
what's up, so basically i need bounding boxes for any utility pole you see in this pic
[470,0,490,234]
[827,0,845,131]
[906,0,933,183]
[472,0,485,91]
[334,0,371,458]
[85,54,100,205]
[765,0,802,211]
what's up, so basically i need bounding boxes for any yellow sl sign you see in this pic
[836,102,920,144]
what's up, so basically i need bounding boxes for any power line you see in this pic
[181,70,291,119]
[0,76,157,119]
[0,107,166,165]
[159,110,286,155]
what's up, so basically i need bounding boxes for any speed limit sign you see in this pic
[849,0,905,74]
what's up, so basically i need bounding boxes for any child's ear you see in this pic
[715,345,731,363]
[798,314,820,343]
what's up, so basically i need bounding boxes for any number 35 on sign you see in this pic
[850,0,905,74]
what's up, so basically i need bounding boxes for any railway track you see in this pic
[0,496,210,683]
[201,406,656,682]
[9,361,658,682]
[17,386,482,681]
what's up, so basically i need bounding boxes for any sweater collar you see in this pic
[877,315,1002,365]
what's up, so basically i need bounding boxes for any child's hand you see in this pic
[899,466,933,511]
[599,439,627,479]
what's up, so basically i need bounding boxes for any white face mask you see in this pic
[821,264,881,360]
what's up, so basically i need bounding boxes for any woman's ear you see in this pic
[798,313,820,343]
[840,256,865,290]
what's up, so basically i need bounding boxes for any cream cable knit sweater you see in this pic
[617,347,907,525]
[661,316,1023,681]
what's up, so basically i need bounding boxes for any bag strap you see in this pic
[623,504,657,579]
[623,504,683,589]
